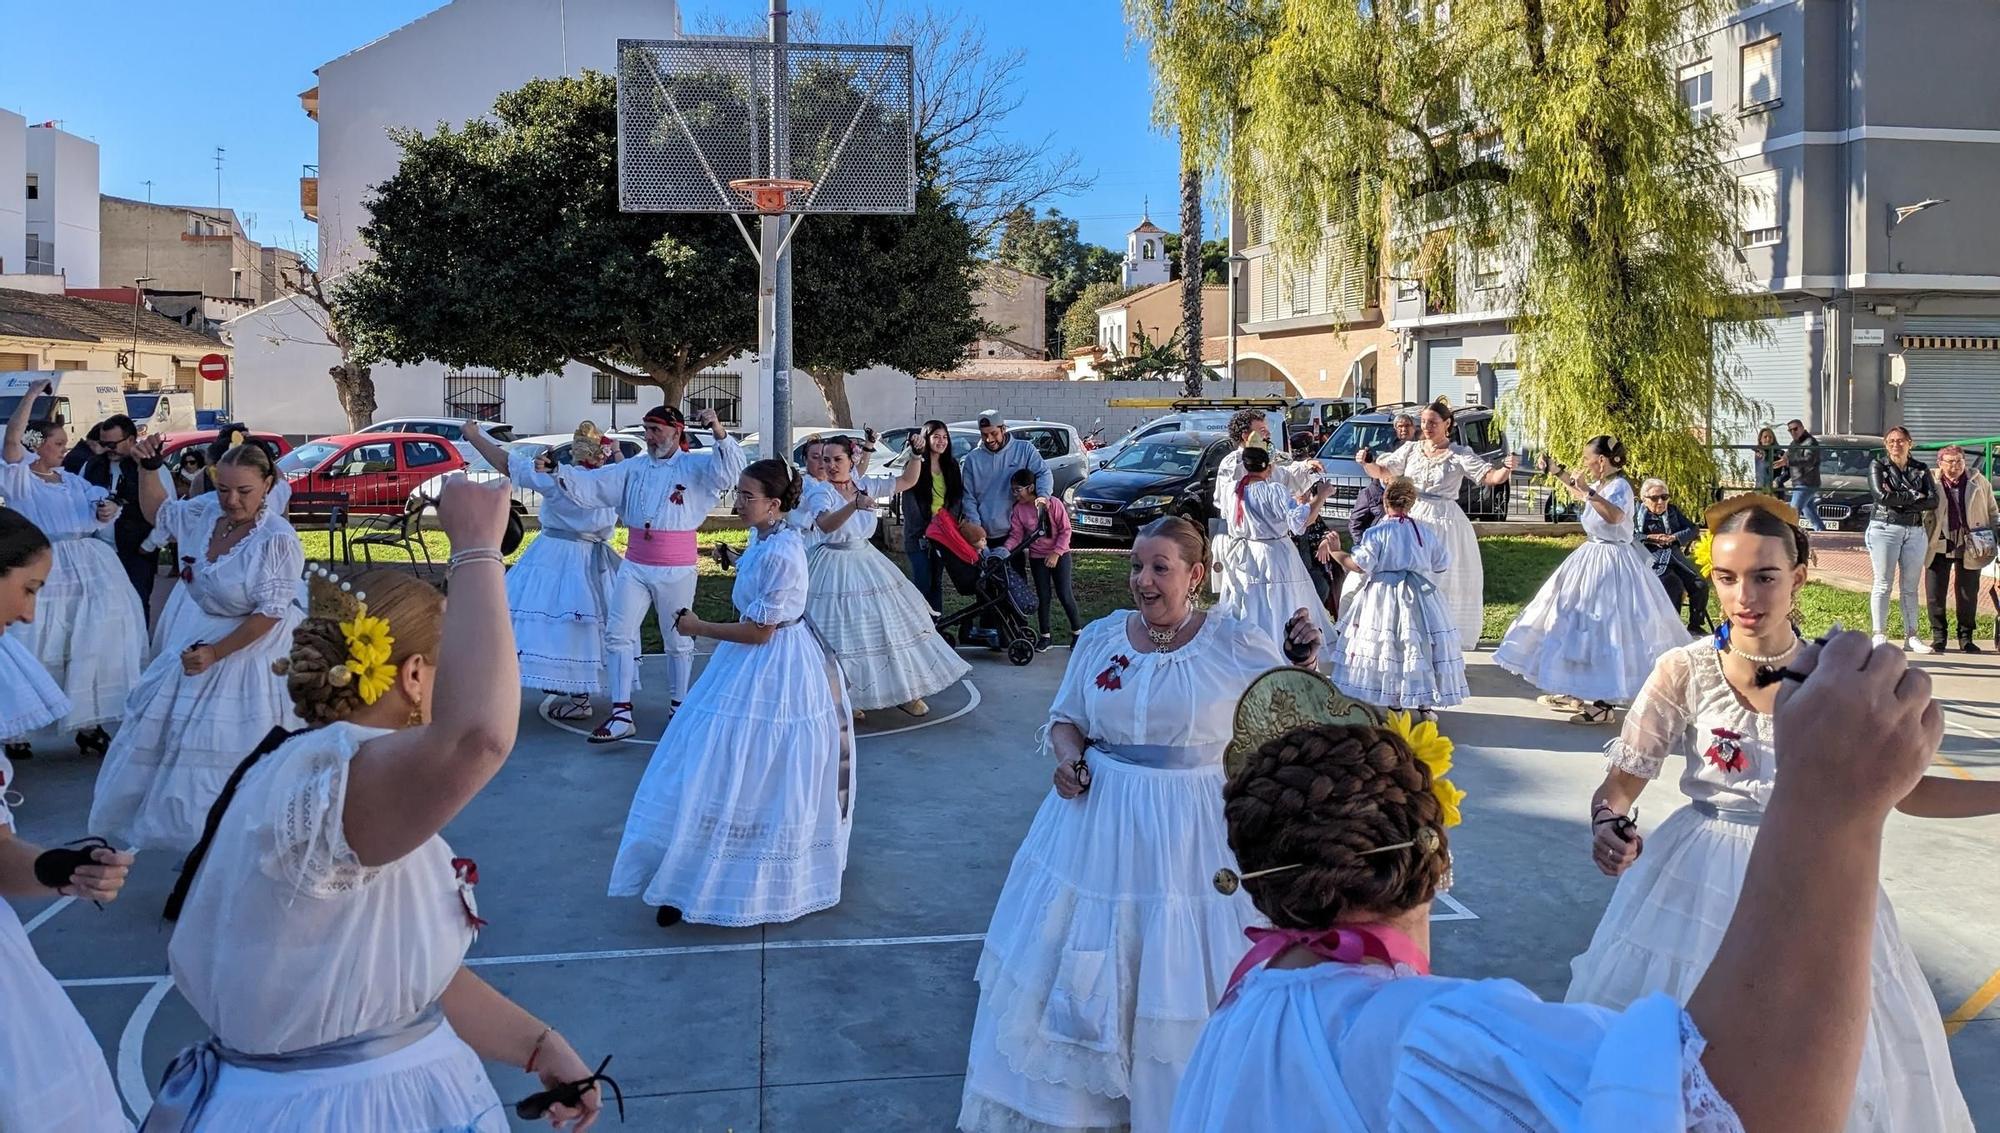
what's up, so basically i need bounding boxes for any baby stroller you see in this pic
[924,511,1040,666]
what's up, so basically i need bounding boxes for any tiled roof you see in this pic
[0,288,222,351]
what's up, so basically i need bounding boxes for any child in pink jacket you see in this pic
[1000,468,1081,649]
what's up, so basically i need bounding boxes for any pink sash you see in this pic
[1221,922,1430,1006]
[625,527,698,567]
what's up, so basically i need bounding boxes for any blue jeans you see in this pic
[1865,521,1928,636]
[903,534,944,614]
[1789,486,1825,531]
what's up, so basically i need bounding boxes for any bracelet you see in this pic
[524,1025,553,1073]
[447,548,505,571]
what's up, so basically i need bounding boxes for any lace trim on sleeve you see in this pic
[1603,736,1665,778]
[1680,1010,1747,1132]
[249,532,306,618]
[1601,647,1692,779]
[269,739,381,899]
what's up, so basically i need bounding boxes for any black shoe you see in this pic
[1963,640,1983,655]
[3,742,30,762]
[654,905,683,928]
[75,727,109,758]
[1931,641,1948,654]
[1037,633,1053,652]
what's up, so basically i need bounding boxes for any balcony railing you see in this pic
[300,166,319,222]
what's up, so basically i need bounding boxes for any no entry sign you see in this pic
[198,354,229,382]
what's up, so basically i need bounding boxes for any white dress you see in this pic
[786,477,839,546]
[799,475,970,710]
[1172,961,1741,1132]
[0,456,146,731]
[161,723,504,1130]
[608,526,856,925]
[1492,477,1691,702]
[503,451,620,695]
[1216,477,1334,653]
[0,751,133,1133]
[959,614,1282,1133]
[90,494,304,853]
[0,630,69,740]
[1566,641,1971,1131]
[1329,516,1468,710]
[1209,449,1312,605]
[1375,442,1494,645]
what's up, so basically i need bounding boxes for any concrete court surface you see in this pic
[11,641,2000,1132]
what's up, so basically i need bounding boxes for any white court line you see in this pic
[464,931,991,969]
[1433,891,1479,922]
[539,678,981,746]
[22,895,76,934]
[115,977,172,1121]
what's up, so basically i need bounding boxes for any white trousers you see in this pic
[606,560,696,706]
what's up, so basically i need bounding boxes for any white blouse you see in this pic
[1227,478,1312,541]
[557,437,747,531]
[510,450,614,538]
[1351,515,1451,575]
[1606,641,1774,815]
[168,723,476,1054]
[735,525,810,625]
[0,456,113,539]
[1213,449,1314,520]
[1050,613,1286,768]
[1583,476,1638,544]
[150,494,303,620]
[1172,962,1740,1131]
[803,474,896,545]
[1378,442,1495,502]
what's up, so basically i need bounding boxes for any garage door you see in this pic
[1424,339,1463,404]
[1715,314,1811,444]
[1899,316,2000,442]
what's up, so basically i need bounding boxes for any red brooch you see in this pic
[1094,654,1131,691]
[180,555,196,583]
[1703,728,1748,774]
[670,484,687,506]
[451,857,489,933]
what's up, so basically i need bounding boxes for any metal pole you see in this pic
[767,0,794,460]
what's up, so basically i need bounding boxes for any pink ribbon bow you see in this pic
[1222,922,1431,1006]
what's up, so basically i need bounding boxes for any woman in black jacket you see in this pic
[1865,426,1938,651]
[900,419,964,615]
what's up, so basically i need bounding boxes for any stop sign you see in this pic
[198,354,229,382]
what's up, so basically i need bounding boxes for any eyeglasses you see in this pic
[1643,495,1670,502]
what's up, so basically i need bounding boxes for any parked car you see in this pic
[1313,403,1511,522]
[1807,434,1886,532]
[1287,397,1371,450]
[155,429,293,463]
[358,416,513,465]
[1064,430,1234,543]
[1090,406,1287,472]
[408,432,645,521]
[277,433,466,514]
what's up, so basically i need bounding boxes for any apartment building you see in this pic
[99,195,305,306]
[0,117,100,285]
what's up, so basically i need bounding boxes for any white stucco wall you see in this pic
[0,111,25,276]
[24,126,98,287]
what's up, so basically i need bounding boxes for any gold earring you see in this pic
[408,693,425,728]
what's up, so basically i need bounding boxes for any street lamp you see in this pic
[1886,198,1948,272]
[1226,251,1248,396]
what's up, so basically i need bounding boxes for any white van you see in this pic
[0,371,194,436]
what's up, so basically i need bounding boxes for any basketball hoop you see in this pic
[729,178,816,215]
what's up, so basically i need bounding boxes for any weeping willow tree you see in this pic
[1128,0,1769,505]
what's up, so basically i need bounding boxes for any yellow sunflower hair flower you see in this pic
[1691,529,1714,578]
[338,611,398,704]
[1387,710,1464,828]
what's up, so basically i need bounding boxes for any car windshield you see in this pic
[1820,446,1880,477]
[1319,419,1401,461]
[1110,439,1205,476]
[278,442,341,473]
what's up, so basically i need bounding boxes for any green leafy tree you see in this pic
[1161,234,1229,284]
[995,207,1126,355]
[1059,280,1138,357]
[1098,326,1222,384]
[336,71,981,425]
[1129,0,1766,505]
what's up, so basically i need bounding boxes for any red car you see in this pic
[276,432,467,514]
[156,429,294,463]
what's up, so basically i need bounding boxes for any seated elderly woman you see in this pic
[1636,478,1708,633]
[1170,631,1943,1132]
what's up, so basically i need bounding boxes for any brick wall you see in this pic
[911,378,1291,436]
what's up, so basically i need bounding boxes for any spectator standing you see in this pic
[960,414,1050,536]
[60,423,104,475]
[1752,426,1789,495]
[78,414,158,610]
[1924,445,1997,653]
[1635,478,1708,633]
[899,421,964,615]
[1866,426,1938,651]
[1775,418,1824,530]
[999,468,1080,649]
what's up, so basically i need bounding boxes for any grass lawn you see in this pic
[299,527,1996,651]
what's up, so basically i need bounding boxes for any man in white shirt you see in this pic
[557,405,744,742]
[1211,409,1321,604]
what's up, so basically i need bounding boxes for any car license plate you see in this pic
[1076,514,1112,528]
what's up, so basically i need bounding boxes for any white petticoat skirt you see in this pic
[10,537,145,731]
[806,542,969,710]
[609,622,855,925]
[1408,496,1484,645]
[1217,537,1333,659]
[0,632,69,741]
[179,1022,506,1131]
[960,751,1260,1133]
[89,602,304,852]
[0,900,130,1132]
[1567,804,1972,1132]
[506,530,619,695]
[1329,572,1468,710]
[1492,539,1691,702]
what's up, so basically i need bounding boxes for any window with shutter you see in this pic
[1741,37,1780,110]
[1738,169,1780,247]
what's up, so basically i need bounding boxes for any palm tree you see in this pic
[1178,150,1204,396]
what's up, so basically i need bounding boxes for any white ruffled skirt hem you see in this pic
[1492,540,1692,702]
[506,533,618,694]
[807,543,969,710]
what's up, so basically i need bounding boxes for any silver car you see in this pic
[408,433,644,519]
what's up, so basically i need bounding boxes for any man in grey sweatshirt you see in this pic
[961,415,1052,537]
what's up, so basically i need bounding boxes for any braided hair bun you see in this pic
[273,570,444,727]
[1222,723,1450,928]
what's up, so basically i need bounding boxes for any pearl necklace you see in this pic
[1142,609,1195,648]
[1728,634,1800,666]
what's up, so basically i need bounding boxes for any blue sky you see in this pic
[0,0,1184,255]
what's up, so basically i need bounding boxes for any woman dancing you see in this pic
[1170,629,1956,1131]
[1569,494,1981,1131]
[959,516,1322,1133]
[1324,476,1466,716]
[1492,436,1689,725]
[0,506,136,1133]
[147,478,602,1131]
[1354,399,1516,646]
[0,379,145,760]
[89,437,304,852]
[610,459,855,928]
[800,437,966,719]
[464,421,621,722]
[1217,446,1337,655]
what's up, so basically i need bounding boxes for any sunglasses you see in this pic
[1644,495,1669,502]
